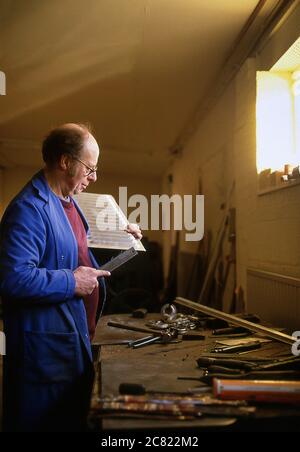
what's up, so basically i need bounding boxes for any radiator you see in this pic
[247,268,300,334]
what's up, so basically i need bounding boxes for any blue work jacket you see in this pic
[0,170,106,431]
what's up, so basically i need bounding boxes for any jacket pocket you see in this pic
[24,331,80,383]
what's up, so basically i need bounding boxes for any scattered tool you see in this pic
[197,357,255,371]
[210,341,262,354]
[107,319,204,348]
[212,326,250,336]
[203,370,300,380]
[195,354,300,383]
[128,332,178,348]
[147,311,200,334]
[119,383,210,396]
[161,303,177,322]
[119,383,148,395]
[179,370,300,384]
[128,335,159,348]
[198,355,300,372]
[107,320,159,335]
[95,395,255,419]
[131,308,148,319]
[214,379,300,404]
[199,353,283,361]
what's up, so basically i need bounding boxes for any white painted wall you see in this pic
[162,4,300,322]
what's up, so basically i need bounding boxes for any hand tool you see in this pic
[179,370,300,385]
[131,308,148,318]
[108,320,204,343]
[128,335,156,348]
[211,341,262,353]
[199,353,283,361]
[131,336,162,348]
[119,383,210,396]
[201,370,300,383]
[119,383,147,395]
[100,393,248,407]
[107,320,159,335]
[214,379,300,404]
[99,247,137,272]
[203,365,244,375]
[197,357,255,371]
[212,327,250,336]
[161,303,177,322]
[197,355,300,373]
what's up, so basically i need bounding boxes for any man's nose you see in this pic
[88,171,97,182]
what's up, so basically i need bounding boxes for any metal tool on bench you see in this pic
[107,306,205,348]
[146,303,201,334]
[107,320,181,348]
[128,335,158,348]
[210,341,262,354]
[178,370,300,385]
[201,370,300,383]
[128,330,178,348]
[192,355,300,383]
[197,355,300,373]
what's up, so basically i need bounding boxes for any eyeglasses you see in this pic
[73,157,98,176]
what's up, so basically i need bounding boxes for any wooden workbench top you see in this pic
[90,313,298,431]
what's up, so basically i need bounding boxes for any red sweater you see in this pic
[61,198,99,341]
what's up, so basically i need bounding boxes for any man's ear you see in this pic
[60,154,70,171]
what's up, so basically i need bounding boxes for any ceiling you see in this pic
[0,0,260,176]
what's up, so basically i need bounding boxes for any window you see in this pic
[256,37,300,193]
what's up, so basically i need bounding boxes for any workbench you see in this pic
[90,313,300,432]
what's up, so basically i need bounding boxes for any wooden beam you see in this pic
[174,296,295,345]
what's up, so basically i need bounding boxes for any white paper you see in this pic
[74,192,145,251]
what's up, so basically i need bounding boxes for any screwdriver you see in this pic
[197,357,254,371]
[211,342,262,354]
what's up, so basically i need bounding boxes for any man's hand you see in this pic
[73,266,110,297]
[125,223,143,240]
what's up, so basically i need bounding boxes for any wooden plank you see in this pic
[174,297,295,345]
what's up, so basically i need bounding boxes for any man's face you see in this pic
[67,134,99,196]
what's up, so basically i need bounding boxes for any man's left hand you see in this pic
[125,223,143,240]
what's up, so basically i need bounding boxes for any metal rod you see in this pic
[174,297,295,345]
[107,320,160,336]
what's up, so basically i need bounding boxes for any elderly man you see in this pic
[0,123,142,432]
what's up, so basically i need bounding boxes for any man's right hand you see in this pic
[73,266,111,297]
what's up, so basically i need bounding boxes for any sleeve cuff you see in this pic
[63,269,76,299]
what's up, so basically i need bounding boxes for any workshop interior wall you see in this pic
[162,4,300,327]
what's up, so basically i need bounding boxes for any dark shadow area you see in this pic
[92,237,164,315]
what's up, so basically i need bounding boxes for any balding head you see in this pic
[42,123,98,168]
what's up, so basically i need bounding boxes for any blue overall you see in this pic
[0,170,106,431]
